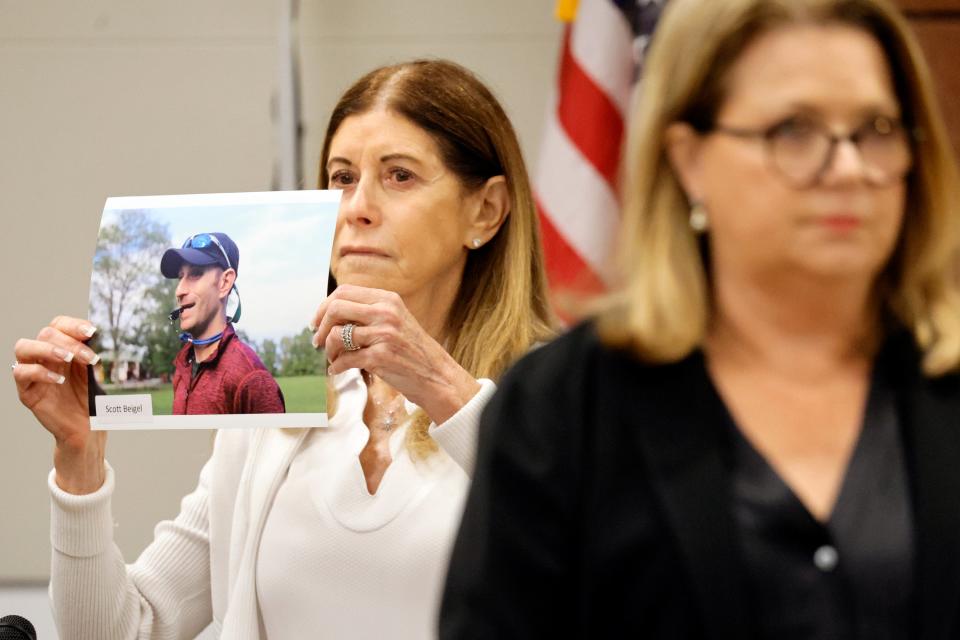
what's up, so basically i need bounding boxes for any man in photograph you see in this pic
[160,232,286,414]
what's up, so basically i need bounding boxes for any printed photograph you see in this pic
[86,191,340,429]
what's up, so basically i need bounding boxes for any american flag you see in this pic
[535,0,667,313]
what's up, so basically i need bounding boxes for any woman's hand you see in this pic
[311,285,480,424]
[13,316,106,494]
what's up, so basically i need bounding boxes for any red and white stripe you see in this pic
[535,0,636,300]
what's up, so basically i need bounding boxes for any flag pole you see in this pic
[274,0,303,191]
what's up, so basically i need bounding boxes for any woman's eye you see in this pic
[865,115,900,138]
[772,117,817,141]
[389,168,414,183]
[329,171,356,188]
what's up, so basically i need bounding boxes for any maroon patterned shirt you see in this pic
[171,324,285,415]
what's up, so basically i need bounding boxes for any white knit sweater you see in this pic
[48,369,495,640]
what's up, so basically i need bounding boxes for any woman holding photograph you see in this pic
[12,59,553,639]
[441,0,960,637]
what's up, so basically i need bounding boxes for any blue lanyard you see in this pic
[179,331,224,346]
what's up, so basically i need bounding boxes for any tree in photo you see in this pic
[260,338,280,377]
[90,211,171,383]
[280,327,326,376]
[130,277,181,381]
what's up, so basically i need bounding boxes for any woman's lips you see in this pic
[819,215,863,232]
[339,246,388,257]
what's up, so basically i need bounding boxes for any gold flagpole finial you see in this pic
[555,0,579,22]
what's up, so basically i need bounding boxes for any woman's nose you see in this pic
[339,176,381,226]
[820,137,869,186]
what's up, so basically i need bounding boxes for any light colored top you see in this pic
[256,370,476,639]
[48,369,495,640]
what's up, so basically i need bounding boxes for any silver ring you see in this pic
[11,360,19,371]
[341,323,361,352]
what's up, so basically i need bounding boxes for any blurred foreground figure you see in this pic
[441,0,960,638]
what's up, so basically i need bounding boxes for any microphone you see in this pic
[0,615,36,640]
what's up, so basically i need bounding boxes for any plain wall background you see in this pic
[0,0,561,582]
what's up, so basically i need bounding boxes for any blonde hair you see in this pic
[320,59,555,456]
[599,0,960,375]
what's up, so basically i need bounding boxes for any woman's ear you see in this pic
[464,175,510,249]
[664,122,705,201]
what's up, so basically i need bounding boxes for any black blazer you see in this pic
[440,322,960,639]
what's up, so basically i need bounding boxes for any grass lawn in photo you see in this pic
[110,375,327,415]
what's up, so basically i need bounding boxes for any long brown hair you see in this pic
[600,0,960,375]
[320,59,555,455]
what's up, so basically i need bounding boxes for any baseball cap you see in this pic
[160,232,240,279]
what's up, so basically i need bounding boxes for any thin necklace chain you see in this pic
[363,371,408,432]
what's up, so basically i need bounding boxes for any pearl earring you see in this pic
[689,202,709,233]
[472,238,482,248]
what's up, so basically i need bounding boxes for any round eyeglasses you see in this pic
[711,115,914,189]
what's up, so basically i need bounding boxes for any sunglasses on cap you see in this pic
[183,233,233,271]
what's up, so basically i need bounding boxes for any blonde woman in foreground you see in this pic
[441,0,960,637]
[13,59,553,639]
